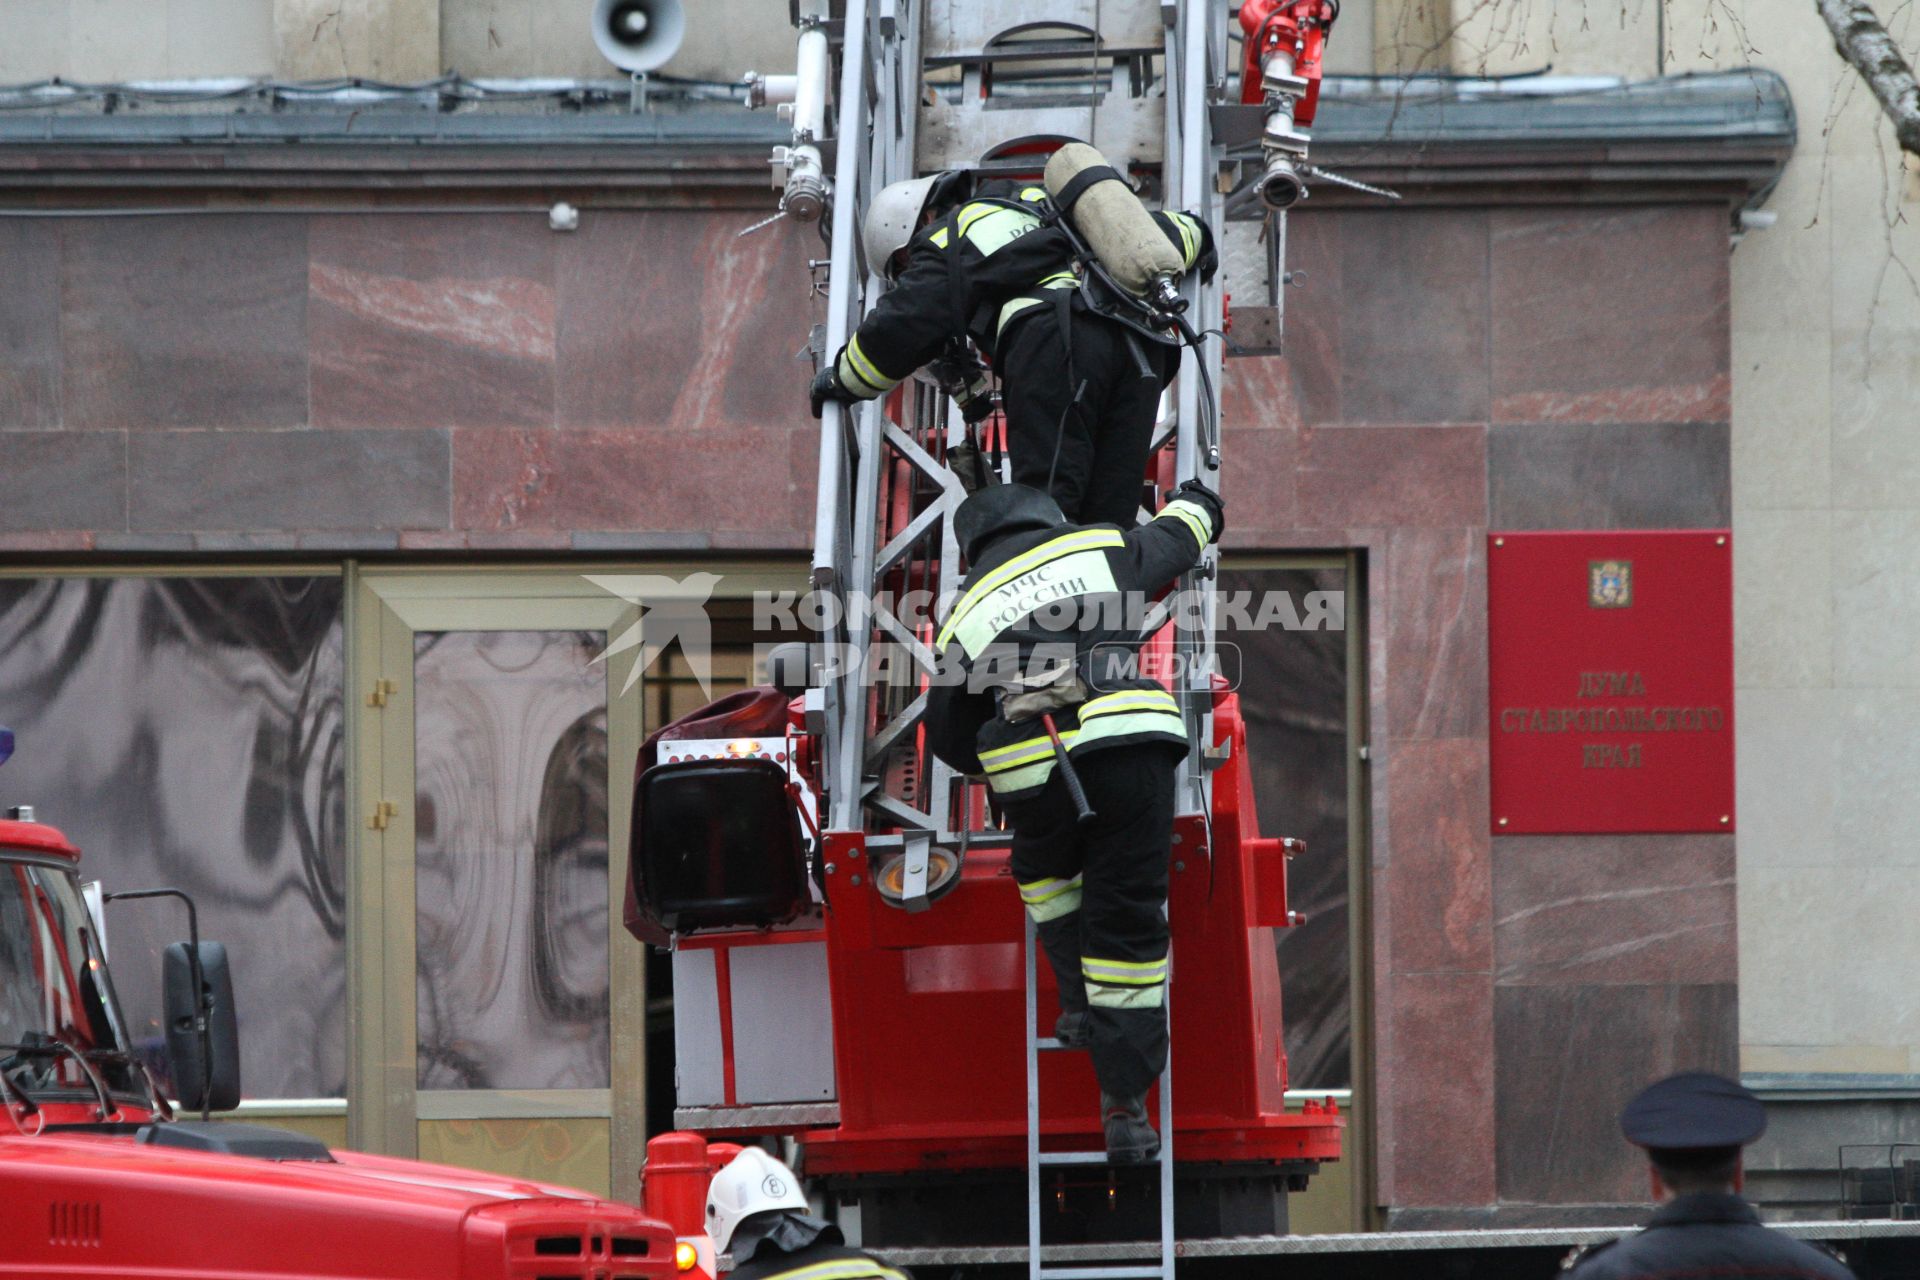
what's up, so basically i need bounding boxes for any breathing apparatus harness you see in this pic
[1037,162,1224,472]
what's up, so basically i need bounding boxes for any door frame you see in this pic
[1219,550,1374,1231]
[344,561,799,1199]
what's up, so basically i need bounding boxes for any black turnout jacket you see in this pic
[924,494,1219,802]
[832,182,1213,403]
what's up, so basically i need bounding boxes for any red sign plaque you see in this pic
[1487,530,1733,835]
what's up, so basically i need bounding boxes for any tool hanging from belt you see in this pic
[998,663,1097,824]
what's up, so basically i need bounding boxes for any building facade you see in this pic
[2,0,1879,1230]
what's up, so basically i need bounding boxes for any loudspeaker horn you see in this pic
[591,0,685,74]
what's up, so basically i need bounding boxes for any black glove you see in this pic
[1167,478,1224,544]
[810,364,857,419]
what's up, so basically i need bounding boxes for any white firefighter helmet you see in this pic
[705,1147,809,1255]
[862,173,944,280]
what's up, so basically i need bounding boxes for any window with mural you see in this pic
[0,577,345,1100]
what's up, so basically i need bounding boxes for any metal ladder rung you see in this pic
[1035,1037,1069,1051]
[1027,913,1174,1280]
[1036,1150,1127,1166]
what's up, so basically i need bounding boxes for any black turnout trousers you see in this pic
[1002,744,1178,1100]
[997,305,1180,529]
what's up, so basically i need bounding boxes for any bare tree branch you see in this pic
[1817,0,1920,155]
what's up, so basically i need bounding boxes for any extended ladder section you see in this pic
[787,0,1314,1265]
[800,1,1225,1265]
[808,0,1229,859]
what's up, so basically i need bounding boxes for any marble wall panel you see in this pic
[1217,422,1303,534]
[1489,422,1730,529]
[1734,689,1837,871]
[453,426,808,537]
[1385,970,1497,1206]
[555,212,816,430]
[1735,507,1832,690]
[1829,691,1920,871]
[1331,210,1490,426]
[1731,320,1830,512]
[0,431,125,531]
[1493,835,1735,986]
[0,221,61,429]
[1495,982,1737,1204]
[1490,207,1729,424]
[1221,352,1306,435]
[62,215,309,430]
[129,429,449,531]
[309,216,557,429]
[1384,526,1487,741]
[1833,509,1920,688]
[1384,736,1492,974]
[1267,210,1342,426]
[1297,425,1486,530]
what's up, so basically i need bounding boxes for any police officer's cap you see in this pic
[954,484,1065,562]
[1620,1072,1766,1151]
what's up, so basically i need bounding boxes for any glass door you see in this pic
[349,572,646,1199]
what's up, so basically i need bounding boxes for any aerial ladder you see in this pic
[627,1,1347,1273]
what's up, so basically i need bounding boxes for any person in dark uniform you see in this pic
[809,165,1214,528]
[923,479,1224,1163]
[708,1147,910,1280]
[1562,1072,1855,1279]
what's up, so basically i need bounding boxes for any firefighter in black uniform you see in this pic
[708,1148,910,1280]
[1561,1072,1855,1279]
[808,167,1214,529]
[924,480,1223,1163]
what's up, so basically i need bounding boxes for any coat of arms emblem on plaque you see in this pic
[1589,559,1632,608]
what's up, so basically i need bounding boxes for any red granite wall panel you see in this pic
[1385,971,1498,1207]
[0,221,61,429]
[309,215,558,429]
[1494,835,1736,988]
[1494,982,1738,1204]
[1326,210,1491,426]
[555,213,816,430]
[1490,206,1730,425]
[61,215,309,430]
[452,424,809,539]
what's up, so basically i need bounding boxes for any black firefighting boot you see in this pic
[1036,914,1092,1048]
[1101,1091,1160,1165]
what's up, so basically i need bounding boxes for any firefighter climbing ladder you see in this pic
[807,0,1228,861]
[789,0,1294,1267]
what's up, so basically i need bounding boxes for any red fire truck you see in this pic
[0,788,700,1280]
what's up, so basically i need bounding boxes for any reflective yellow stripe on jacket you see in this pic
[929,201,1041,256]
[936,529,1124,658]
[836,333,900,400]
[755,1258,911,1280]
[1156,496,1215,547]
[1162,211,1205,270]
[995,269,1080,342]
[976,688,1186,797]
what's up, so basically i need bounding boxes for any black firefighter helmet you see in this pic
[953,483,1066,562]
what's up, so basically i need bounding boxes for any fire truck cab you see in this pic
[0,776,693,1280]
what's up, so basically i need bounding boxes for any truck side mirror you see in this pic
[162,942,241,1113]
